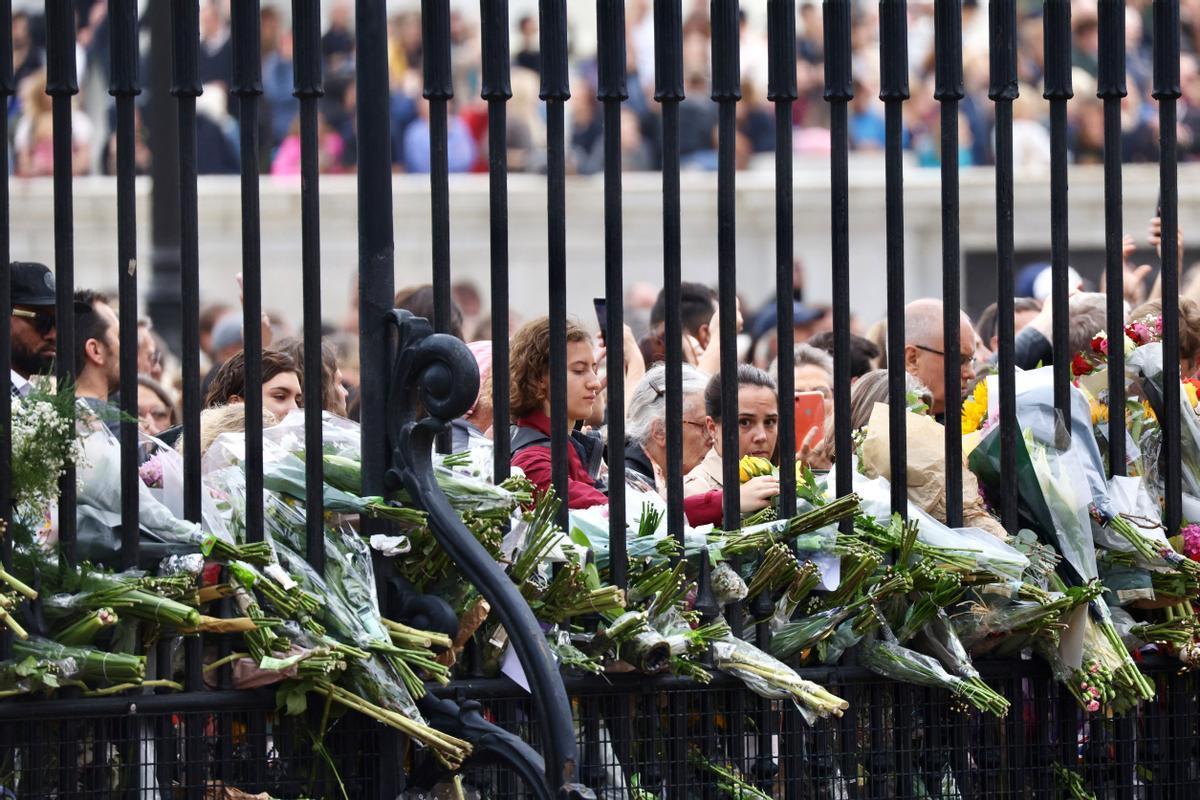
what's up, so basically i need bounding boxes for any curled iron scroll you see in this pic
[383,309,588,799]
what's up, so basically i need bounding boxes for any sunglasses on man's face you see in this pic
[12,308,56,335]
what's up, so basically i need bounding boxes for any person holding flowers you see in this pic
[683,365,779,516]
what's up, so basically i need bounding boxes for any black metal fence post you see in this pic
[653,4,690,789]
[654,0,687,558]
[109,0,141,571]
[989,0,1020,533]
[0,0,14,665]
[763,1,797,789]
[825,0,854,501]
[935,0,964,527]
[1155,0,1183,535]
[355,1,402,793]
[46,0,77,570]
[597,0,628,591]
[481,0,512,484]
[292,0,326,572]
[423,0,453,458]
[1044,0,1073,429]
[879,0,909,515]
[540,0,571,532]
[232,0,266,548]
[169,2,206,795]
[1098,0,1128,479]
[770,0,798,519]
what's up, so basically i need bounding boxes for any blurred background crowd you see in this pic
[9,0,1200,179]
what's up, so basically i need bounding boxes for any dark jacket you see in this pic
[510,411,608,509]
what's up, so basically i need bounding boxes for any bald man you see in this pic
[903,299,978,417]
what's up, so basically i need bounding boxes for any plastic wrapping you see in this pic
[711,562,748,605]
[854,473,1028,580]
[712,637,847,723]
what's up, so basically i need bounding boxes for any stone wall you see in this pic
[8,161,1191,334]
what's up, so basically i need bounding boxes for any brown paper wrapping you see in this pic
[861,403,1008,540]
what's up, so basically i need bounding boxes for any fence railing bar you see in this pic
[171,0,203,527]
[0,0,15,665]
[763,1,797,788]
[597,0,628,590]
[1097,0,1128,479]
[292,0,326,572]
[355,0,395,528]
[880,0,909,515]
[110,0,146,768]
[1044,0,1073,430]
[770,0,798,523]
[653,0,686,557]
[423,0,453,457]
[824,0,854,505]
[109,0,141,571]
[935,0,964,527]
[481,0,512,484]
[712,0,742,629]
[988,0,1020,533]
[47,0,78,570]
[1155,0,1183,535]
[232,0,266,546]
[168,11,208,792]
[46,2,81,796]
[539,0,570,532]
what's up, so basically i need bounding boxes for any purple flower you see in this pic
[138,455,164,489]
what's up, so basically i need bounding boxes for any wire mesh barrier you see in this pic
[0,0,1195,798]
[3,661,1196,798]
[0,692,385,797]
[447,660,1200,799]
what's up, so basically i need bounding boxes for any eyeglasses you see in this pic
[682,419,707,430]
[12,308,55,335]
[913,344,976,370]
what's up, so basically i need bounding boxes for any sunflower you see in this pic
[961,380,988,434]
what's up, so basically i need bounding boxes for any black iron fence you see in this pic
[0,0,1193,797]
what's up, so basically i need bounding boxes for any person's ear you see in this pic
[904,344,920,373]
[85,338,104,366]
[228,394,243,405]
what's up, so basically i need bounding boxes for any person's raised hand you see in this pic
[797,425,832,470]
[739,475,780,513]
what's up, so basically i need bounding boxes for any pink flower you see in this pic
[1086,700,1101,713]
[1182,523,1200,562]
[1089,686,1101,698]
[138,455,164,489]
[1089,663,1100,674]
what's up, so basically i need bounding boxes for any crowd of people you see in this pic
[4,197,1191,540]
[10,0,1200,179]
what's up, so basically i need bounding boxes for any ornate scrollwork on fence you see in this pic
[383,309,591,799]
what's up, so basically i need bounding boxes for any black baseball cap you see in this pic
[10,262,90,312]
[11,262,58,307]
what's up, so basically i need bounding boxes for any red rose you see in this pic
[1072,352,1094,377]
[1090,334,1108,355]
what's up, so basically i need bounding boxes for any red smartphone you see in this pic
[794,391,826,451]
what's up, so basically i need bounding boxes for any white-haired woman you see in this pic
[624,363,734,526]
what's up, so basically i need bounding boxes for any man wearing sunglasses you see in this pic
[9,261,63,397]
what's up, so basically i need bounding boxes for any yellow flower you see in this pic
[1186,381,1199,410]
[1141,400,1157,423]
[961,380,988,434]
[1091,400,1109,425]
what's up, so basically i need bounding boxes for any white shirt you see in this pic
[10,370,29,397]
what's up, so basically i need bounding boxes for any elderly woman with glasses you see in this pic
[626,364,776,526]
